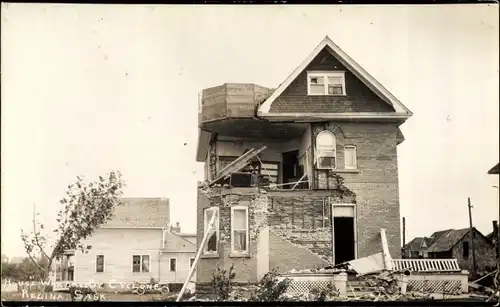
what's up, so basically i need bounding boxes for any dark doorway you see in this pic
[67,268,74,281]
[333,217,355,265]
[282,150,299,188]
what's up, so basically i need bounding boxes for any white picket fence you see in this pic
[391,259,461,272]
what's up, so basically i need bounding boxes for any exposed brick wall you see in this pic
[268,191,355,264]
[452,230,496,272]
[270,48,395,114]
[197,119,405,283]
[196,188,269,286]
[209,142,217,181]
[311,121,402,258]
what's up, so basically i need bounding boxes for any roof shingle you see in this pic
[404,237,432,251]
[426,228,470,253]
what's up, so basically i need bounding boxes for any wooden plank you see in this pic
[202,85,226,98]
[262,163,279,170]
[177,210,217,301]
[209,146,267,186]
[226,95,255,104]
[225,83,255,96]
[261,169,278,176]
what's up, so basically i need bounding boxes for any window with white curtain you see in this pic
[231,206,249,254]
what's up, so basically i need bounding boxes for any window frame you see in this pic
[344,145,358,170]
[96,255,105,273]
[462,241,469,258]
[169,258,177,272]
[307,71,346,96]
[132,254,151,273]
[315,130,337,170]
[203,207,220,255]
[231,206,250,255]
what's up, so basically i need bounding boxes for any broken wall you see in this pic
[267,189,356,272]
[311,122,402,259]
[196,186,269,294]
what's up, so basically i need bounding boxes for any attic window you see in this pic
[307,71,346,96]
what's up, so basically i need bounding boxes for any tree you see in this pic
[20,170,125,281]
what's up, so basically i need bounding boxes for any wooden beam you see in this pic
[176,210,217,302]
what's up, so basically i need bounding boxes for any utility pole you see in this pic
[493,185,499,279]
[402,217,406,258]
[468,197,477,274]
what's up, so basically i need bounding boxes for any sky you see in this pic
[1,4,499,258]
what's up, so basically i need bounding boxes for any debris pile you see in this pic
[468,269,499,301]
[349,271,433,301]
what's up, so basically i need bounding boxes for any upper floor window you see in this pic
[344,145,357,169]
[316,130,336,169]
[204,207,219,255]
[307,71,346,96]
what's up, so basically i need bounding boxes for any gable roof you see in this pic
[487,231,496,241]
[102,198,170,228]
[404,237,432,252]
[257,36,413,121]
[426,228,470,253]
[488,162,499,174]
[425,227,495,253]
[162,231,196,253]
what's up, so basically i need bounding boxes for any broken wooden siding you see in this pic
[213,135,312,187]
[200,83,273,123]
[200,85,227,122]
[451,229,496,273]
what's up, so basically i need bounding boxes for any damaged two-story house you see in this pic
[195,36,413,294]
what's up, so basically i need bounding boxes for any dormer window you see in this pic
[307,71,346,96]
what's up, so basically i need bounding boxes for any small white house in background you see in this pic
[53,198,196,289]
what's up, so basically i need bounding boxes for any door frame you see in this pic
[331,202,358,265]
